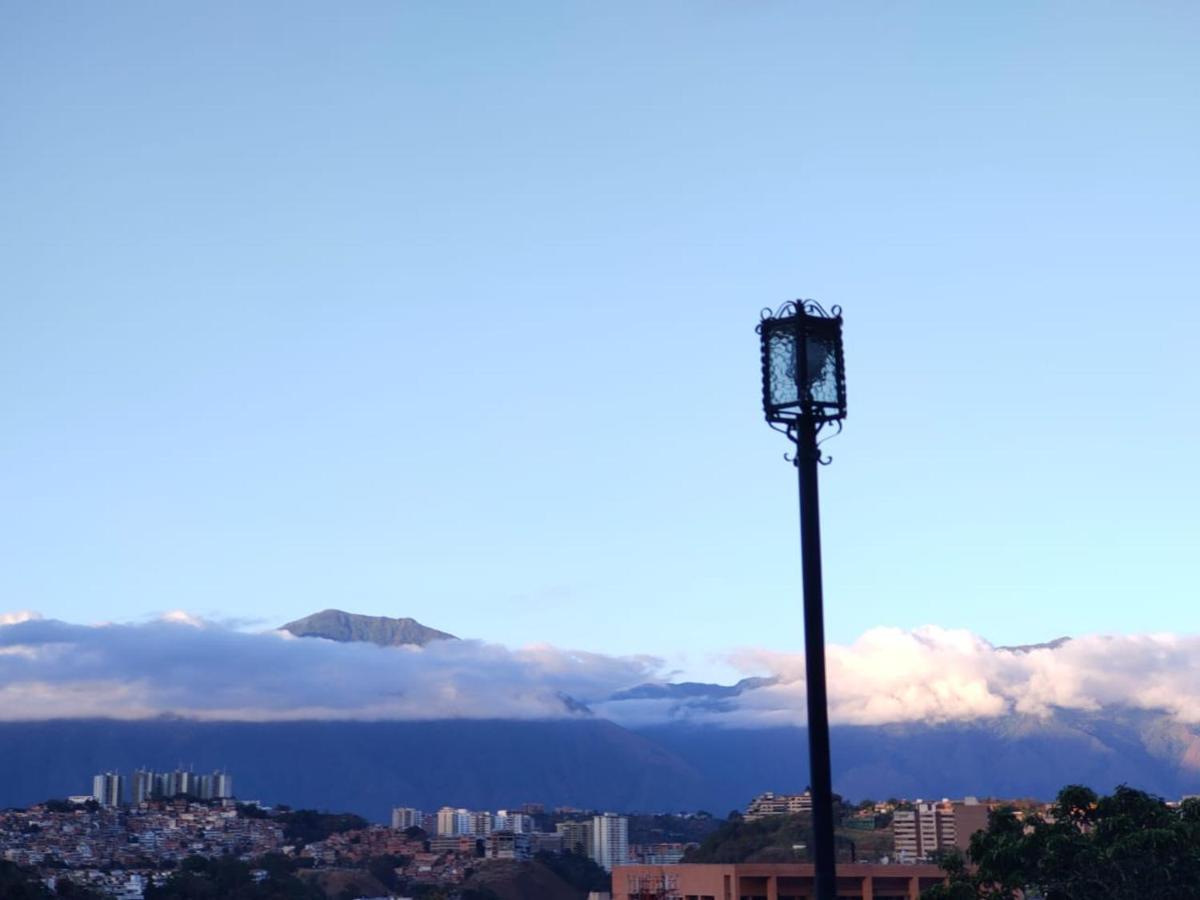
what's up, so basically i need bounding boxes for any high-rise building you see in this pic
[91,772,124,808]
[893,800,971,861]
[951,798,989,851]
[436,807,472,836]
[556,819,593,856]
[132,770,155,805]
[892,809,920,860]
[495,810,532,834]
[488,830,532,860]
[468,811,494,836]
[436,807,458,836]
[591,813,629,872]
[129,768,233,803]
[392,807,423,830]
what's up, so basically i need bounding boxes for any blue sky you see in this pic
[3,2,1198,681]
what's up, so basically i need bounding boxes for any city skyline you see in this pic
[3,3,1198,687]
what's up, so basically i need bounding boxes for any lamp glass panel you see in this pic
[805,333,840,408]
[766,329,800,408]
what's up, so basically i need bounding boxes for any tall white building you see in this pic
[212,771,234,800]
[392,807,423,830]
[132,770,155,805]
[591,813,629,872]
[436,806,472,836]
[91,772,124,808]
[130,768,233,803]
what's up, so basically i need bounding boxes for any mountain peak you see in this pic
[996,637,1072,654]
[280,609,456,647]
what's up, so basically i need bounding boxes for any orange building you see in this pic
[612,862,946,900]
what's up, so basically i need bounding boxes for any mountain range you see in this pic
[2,611,1196,821]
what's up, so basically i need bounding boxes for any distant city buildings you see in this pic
[400,803,629,871]
[91,768,233,807]
[431,806,537,837]
[2,796,282,873]
[745,790,813,821]
[6,783,1106,898]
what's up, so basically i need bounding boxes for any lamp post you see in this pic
[757,300,846,900]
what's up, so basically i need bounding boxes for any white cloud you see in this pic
[709,626,1200,727]
[0,615,661,722]
[1,617,1198,727]
[0,611,41,626]
[158,610,206,628]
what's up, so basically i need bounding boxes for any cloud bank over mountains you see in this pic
[0,614,1197,727]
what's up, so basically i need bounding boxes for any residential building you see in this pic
[591,813,629,873]
[129,768,232,803]
[391,807,423,830]
[487,830,531,861]
[630,842,688,865]
[132,770,155,805]
[557,819,592,856]
[468,811,494,836]
[91,772,124,808]
[893,809,921,861]
[745,791,813,821]
[436,807,471,836]
[530,832,564,855]
[894,800,980,861]
[951,798,989,851]
[495,810,532,833]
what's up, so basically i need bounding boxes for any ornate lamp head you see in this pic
[757,300,847,428]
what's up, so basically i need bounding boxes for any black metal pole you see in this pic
[796,417,836,900]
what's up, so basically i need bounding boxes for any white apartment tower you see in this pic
[392,807,423,830]
[91,772,124,808]
[591,813,629,872]
[130,768,232,802]
[132,769,155,805]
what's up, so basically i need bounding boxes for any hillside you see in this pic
[2,709,1198,821]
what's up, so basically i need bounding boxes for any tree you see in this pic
[144,854,323,899]
[923,785,1200,900]
[275,809,369,847]
[366,854,409,890]
[0,861,51,899]
[534,850,611,893]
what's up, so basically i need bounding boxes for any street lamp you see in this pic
[757,299,846,900]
